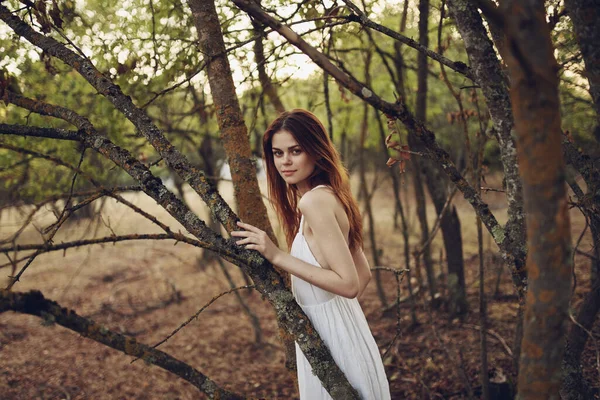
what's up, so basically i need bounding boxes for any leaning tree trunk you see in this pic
[502,1,573,399]
[446,0,527,298]
[414,0,467,313]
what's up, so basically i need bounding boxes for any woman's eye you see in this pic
[292,149,302,155]
[273,151,282,157]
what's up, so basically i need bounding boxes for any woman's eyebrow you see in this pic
[272,145,301,151]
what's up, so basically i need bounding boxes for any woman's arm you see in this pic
[232,189,360,299]
[279,190,360,298]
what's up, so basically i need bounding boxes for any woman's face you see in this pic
[271,129,316,194]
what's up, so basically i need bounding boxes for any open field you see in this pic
[0,173,596,399]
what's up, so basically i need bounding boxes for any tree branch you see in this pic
[341,0,476,82]
[0,4,239,234]
[0,91,250,277]
[233,0,508,258]
[0,289,244,399]
[0,233,205,256]
[0,123,80,141]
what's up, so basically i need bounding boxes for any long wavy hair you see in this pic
[263,109,363,251]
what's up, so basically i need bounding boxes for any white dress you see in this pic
[291,185,391,400]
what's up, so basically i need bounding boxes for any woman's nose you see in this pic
[282,153,292,164]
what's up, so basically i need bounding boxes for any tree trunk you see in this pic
[389,0,411,230]
[408,146,435,300]
[414,0,467,312]
[186,0,301,378]
[404,0,436,303]
[446,0,527,301]
[502,2,572,398]
[375,110,418,323]
[359,51,387,308]
[564,0,600,142]
[187,0,276,241]
[561,152,600,399]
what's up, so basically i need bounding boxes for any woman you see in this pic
[232,109,390,399]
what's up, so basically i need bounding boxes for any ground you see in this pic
[0,174,596,399]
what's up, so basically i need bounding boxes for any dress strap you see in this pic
[310,184,329,192]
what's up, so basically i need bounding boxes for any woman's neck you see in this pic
[296,181,311,196]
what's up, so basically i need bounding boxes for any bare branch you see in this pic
[0,186,142,212]
[341,0,476,81]
[0,142,99,186]
[233,0,507,260]
[0,289,244,399]
[0,92,252,282]
[0,5,240,234]
[141,285,255,359]
[0,233,205,257]
[0,123,80,141]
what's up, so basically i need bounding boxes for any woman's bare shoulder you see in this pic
[298,186,338,213]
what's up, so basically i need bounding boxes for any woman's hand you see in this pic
[231,221,282,264]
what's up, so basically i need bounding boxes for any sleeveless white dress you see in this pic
[291,185,391,400]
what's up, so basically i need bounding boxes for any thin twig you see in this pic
[463,323,513,358]
[132,285,255,363]
[370,267,408,359]
[414,185,458,257]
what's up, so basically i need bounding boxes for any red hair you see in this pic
[263,109,363,251]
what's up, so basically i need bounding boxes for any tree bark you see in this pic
[446,0,527,300]
[561,281,600,399]
[186,0,299,377]
[501,1,572,399]
[561,139,600,399]
[186,0,276,240]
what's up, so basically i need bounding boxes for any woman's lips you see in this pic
[282,170,295,176]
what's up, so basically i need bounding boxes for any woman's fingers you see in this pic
[232,222,270,254]
[232,232,262,246]
[236,221,261,233]
[237,221,257,231]
[236,237,256,245]
[231,230,249,237]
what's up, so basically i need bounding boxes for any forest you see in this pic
[0,0,599,398]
